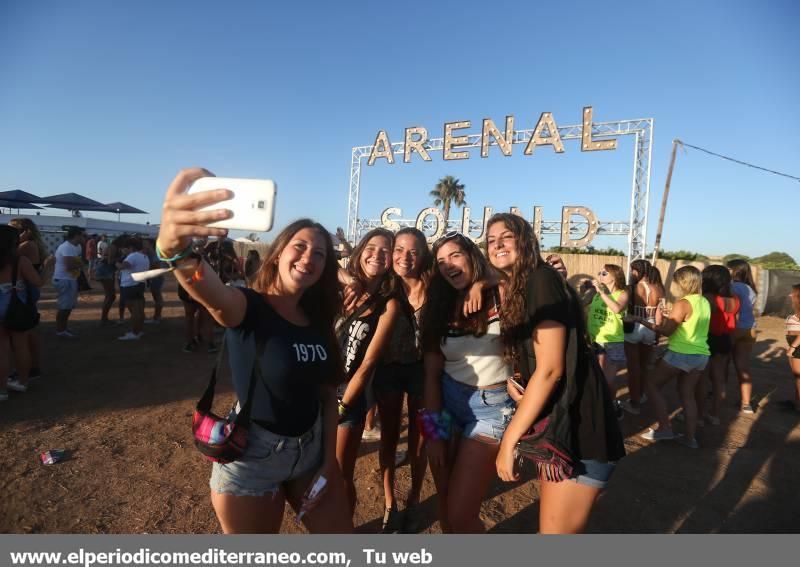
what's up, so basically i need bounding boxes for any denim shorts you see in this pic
[663,350,709,373]
[594,341,626,364]
[210,413,323,498]
[441,373,515,443]
[569,459,617,489]
[336,382,369,428]
[94,262,115,280]
[373,361,424,399]
[624,321,656,346]
[53,278,78,310]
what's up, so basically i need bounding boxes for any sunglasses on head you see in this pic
[436,231,465,245]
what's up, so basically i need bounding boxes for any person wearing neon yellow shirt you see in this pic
[635,266,710,449]
[587,265,629,403]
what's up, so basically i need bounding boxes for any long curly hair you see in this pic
[486,213,544,331]
[421,233,494,353]
[347,228,395,305]
[9,218,47,263]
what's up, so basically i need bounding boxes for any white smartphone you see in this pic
[187,177,276,232]
[509,377,526,394]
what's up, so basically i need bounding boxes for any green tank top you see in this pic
[588,289,625,344]
[668,294,711,355]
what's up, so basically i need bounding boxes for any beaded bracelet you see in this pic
[416,408,452,441]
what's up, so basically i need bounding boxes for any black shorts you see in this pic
[120,283,145,302]
[373,361,424,399]
[178,284,198,305]
[708,334,733,356]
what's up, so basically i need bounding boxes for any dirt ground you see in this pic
[1,281,799,534]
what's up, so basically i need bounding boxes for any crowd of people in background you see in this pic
[2,170,800,535]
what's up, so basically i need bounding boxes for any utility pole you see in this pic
[651,139,681,263]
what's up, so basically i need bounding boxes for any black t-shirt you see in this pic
[517,264,625,463]
[226,288,338,436]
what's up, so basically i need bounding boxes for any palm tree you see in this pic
[429,175,466,225]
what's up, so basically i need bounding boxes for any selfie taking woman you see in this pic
[486,213,625,534]
[420,232,515,533]
[372,227,431,533]
[335,228,400,517]
[157,168,351,533]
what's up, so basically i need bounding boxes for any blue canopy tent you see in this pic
[0,189,45,203]
[103,201,148,221]
[39,193,108,217]
[0,199,44,213]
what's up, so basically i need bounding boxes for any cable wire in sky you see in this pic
[678,140,800,183]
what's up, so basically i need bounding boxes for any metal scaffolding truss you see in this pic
[356,218,631,237]
[347,118,654,266]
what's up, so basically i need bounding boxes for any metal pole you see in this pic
[651,139,681,263]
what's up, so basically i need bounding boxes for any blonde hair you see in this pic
[673,265,702,296]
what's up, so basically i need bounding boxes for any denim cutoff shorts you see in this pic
[624,321,656,346]
[441,373,515,443]
[569,459,617,490]
[663,350,709,373]
[594,341,626,364]
[210,413,322,498]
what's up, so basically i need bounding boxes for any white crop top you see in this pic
[440,303,511,388]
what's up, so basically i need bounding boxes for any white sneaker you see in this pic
[56,330,78,338]
[640,427,676,441]
[6,379,28,393]
[362,426,382,441]
[118,332,143,341]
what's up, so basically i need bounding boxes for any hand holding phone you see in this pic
[187,177,277,232]
[295,474,328,524]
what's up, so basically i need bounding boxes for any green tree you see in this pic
[429,175,466,225]
[751,251,799,270]
[659,250,709,261]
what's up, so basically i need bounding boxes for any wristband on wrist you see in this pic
[155,241,193,267]
[186,260,205,285]
[416,408,452,441]
[337,400,350,417]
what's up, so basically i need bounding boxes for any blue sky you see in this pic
[1,1,798,259]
